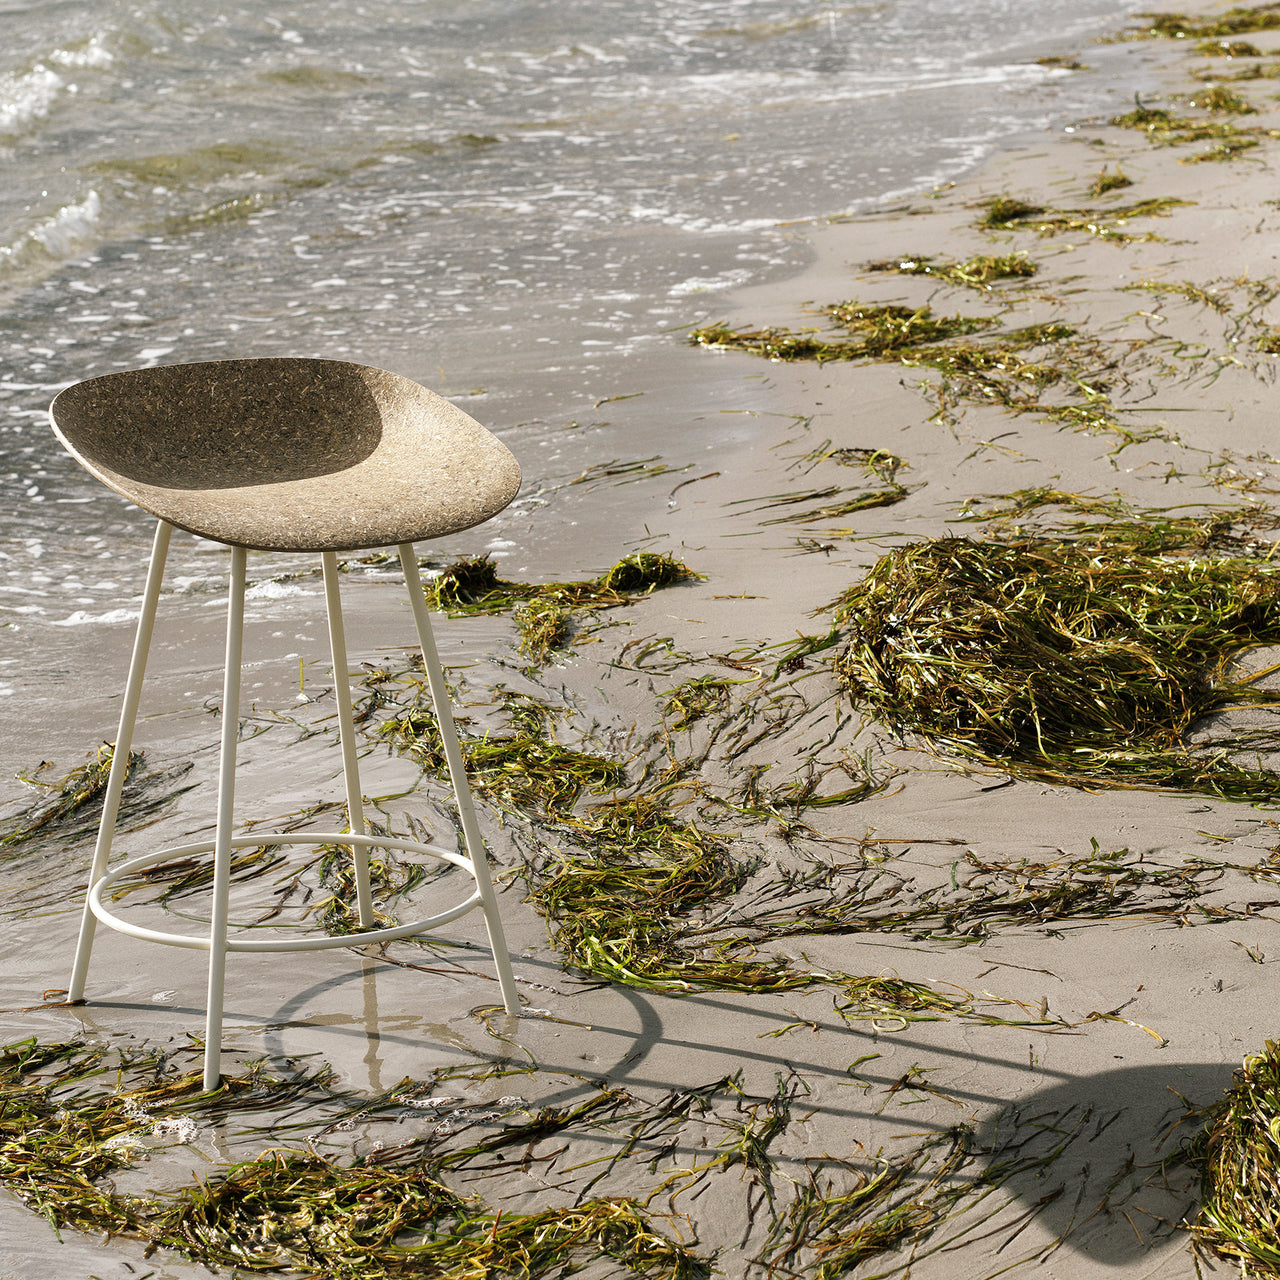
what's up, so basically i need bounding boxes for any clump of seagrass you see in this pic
[1136,8,1280,39]
[833,534,1280,799]
[866,253,1037,289]
[1177,1039,1280,1277]
[977,194,1187,238]
[428,551,698,661]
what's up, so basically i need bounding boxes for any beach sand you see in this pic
[6,3,1280,1276]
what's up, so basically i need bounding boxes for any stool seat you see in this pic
[49,358,520,552]
[50,357,523,1091]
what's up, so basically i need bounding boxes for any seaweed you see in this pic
[1136,7,1280,40]
[832,533,1280,799]
[0,745,193,851]
[1089,167,1133,196]
[526,795,785,993]
[690,302,993,364]
[758,487,910,524]
[1194,38,1264,55]
[756,1127,975,1279]
[733,841,1242,944]
[380,695,626,818]
[865,253,1037,289]
[826,447,907,483]
[1182,84,1259,112]
[311,834,439,936]
[1184,135,1262,161]
[159,1164,703,1279]
[663,676,737,731]
[691,288,1152,443]
[570,456,689,487]
[1109,94,1277,158]
[1176,1038,1280,1277]
[977,194,1189,239]
[427,552,699,661]
[1121,278,1231,312]
[0,1037,710,1279]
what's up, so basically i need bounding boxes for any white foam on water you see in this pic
[48,35,114,70]
[47,606,139,626]
[0,190,102,272]
[30,190,101,256]
[670,269,754,296]
[0,63,64,134]
[245,580,313,600]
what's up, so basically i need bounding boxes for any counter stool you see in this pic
[49,357,522,1089]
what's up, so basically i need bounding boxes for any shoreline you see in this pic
[5,3,1280,1277]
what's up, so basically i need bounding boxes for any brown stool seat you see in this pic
[49,357,520,552]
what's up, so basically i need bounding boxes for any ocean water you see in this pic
[0,0,1151,707]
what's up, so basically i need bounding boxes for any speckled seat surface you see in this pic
[49,357,521,551]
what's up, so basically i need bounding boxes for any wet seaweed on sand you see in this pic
[427,552,699,661]
[1175,1038,1280,1278]
[833,533,1280,799]
[0,1037,711,1279]
[1135,7,1280,40]
[0,745,194,851]
[865,253,1037,290]
[976,194,1187,238]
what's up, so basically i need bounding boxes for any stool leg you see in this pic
[398,545,520,1016]
[321,551,373,927]
[69,519,172,1003]
[203,545,247,1091]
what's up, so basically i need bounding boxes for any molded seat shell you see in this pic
[49,357,520,551]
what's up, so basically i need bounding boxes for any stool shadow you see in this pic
[973,1060,1234,1266]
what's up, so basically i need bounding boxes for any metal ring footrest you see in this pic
[89,832,483,953]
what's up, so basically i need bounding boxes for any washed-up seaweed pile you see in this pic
[832,530,1280,798]
[1177,1039,1280,1278]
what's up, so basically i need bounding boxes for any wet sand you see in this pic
[6,4,1280,1276]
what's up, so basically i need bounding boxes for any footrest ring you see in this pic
[88,832,483,953]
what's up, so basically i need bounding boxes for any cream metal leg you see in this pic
[202,544,247,1091]
[68,519,172,1003]
[322,551,374,927]
[398,543,520,1016]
